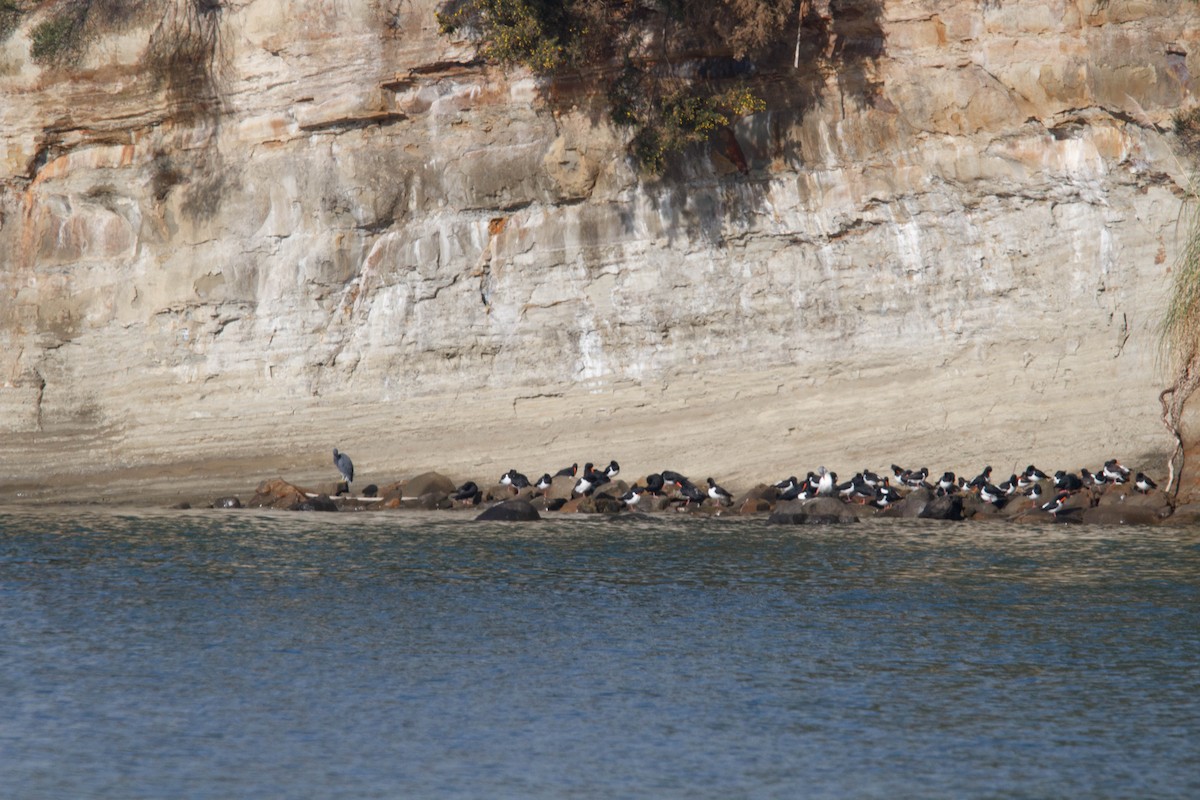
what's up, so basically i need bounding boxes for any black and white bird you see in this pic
[333,448,354,486]
[621,484,644,509]
[645,473,666,495]
[872,481,903,508]
[902,467,930,489]
[580,463,609,489]
[554,463,578,478]
[661,470,690,487]
[1103,459,1130,484]
[603,460,620,479]
[678,482,707,507]
[500,469,531,489]
[775,476,800,494]
[1135,472,1157,494]
[1054,471,1083,492]
[1081,468,1106,487]
[779,479,814,502]
[452,481,482,505]
[968,466,993,490]
[1041,491,1070,516]
[998,474,1019,495]
[574,470,597,496]
[706,478,733,506]
[937,472,957,493]
[846,473,875,502]
[535,473,553,491]
[979,484,1005,505]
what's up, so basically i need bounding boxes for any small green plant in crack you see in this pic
[29,8,87,64]
[1173,106,1200,156]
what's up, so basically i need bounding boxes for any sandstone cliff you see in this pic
[1,0,1197,502]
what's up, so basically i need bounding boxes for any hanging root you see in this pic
[1159,357,1200,499]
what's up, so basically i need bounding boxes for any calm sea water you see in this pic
[0,508,1198,799]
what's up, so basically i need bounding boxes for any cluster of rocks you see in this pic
[183,457,1200,526]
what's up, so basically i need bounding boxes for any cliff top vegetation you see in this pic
[436,0,853,173]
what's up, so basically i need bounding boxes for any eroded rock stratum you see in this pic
[1,0,1198,501]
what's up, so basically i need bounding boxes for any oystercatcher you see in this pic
[707,478,733,505]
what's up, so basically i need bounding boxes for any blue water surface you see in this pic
[0,509,1197,799]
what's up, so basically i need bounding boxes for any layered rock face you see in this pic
[1,0,1197,501]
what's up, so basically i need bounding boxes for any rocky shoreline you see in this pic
[173,465,1200,526]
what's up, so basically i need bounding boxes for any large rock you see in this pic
[739,497,772,514]
[1096,486,1173,517]
[733,484,779,507]
[404,472,457,497]
[1163,502,1200,525]
[546,476,577,502]
[962,495,1003,519]
[768,497,859,525]
[247,478,312,510]
[1081,505,1165,526]
[475,499,542,521]
[484,483,516,502]
[402,491,452,510]
[877,488,932,519]
[292,493,339,512]
[919,493,964,521]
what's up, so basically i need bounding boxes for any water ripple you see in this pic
[1,508,1198,798]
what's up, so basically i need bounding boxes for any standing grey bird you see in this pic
[333,448,354,484]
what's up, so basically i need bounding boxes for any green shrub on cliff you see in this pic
[27,0,156,65]
[617,81,767,173]
[436,0,797,173]
[437,0,570,71]
[29,7,86,64]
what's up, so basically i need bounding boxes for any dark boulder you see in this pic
[292,493,339,512]
[405,472,457,497]
[546,476,577,502]
[593,496,623,514]
[411,491,452,510]
[1081,505,1164,526]
[530,495,569,512]
[739,497,772,514]
[877,487,932,519]
[919,493,963,521]
[475,499,542,522]
[769,497,859,525]
[485,483,517,502]
[1010,506,1083,524]
[1165,502,1200,525]
[733,483,779,508]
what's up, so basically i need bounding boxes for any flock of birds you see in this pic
[449,460,743,509]
[757,459,1158,516]
[332,449,1159,514]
